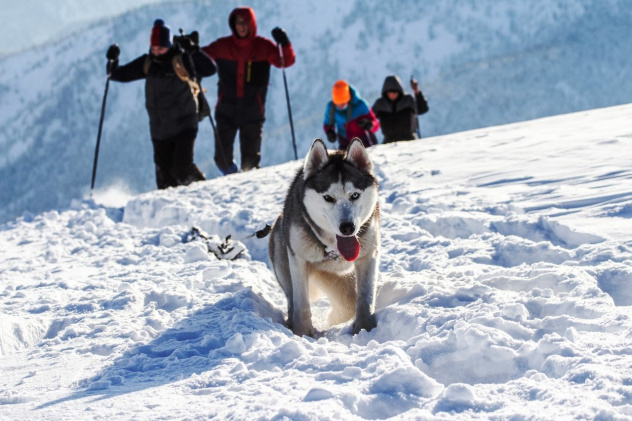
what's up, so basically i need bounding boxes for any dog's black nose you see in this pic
[339,222,355,236]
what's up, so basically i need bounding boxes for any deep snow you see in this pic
[2,0,632,223]
[1,103,632,419]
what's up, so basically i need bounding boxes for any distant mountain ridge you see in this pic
[1,0,631,223]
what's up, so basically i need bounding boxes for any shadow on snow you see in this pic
[36,287,287,409]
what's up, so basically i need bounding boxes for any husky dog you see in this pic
[269,138,380,336]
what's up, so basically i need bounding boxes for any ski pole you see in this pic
[411,74,422,139]
[277,43,298,160]
[90,74,111,196]
[364,130,375,147]
[207,112,230,172]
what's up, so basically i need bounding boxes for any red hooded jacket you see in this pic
[202,7,296,123]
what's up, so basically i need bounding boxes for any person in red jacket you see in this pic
[201,7,296,175]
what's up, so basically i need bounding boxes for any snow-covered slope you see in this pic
[1,0,631,224]
[1,103,631,419]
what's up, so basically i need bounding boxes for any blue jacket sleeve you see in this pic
[353,99,371,118]
[323,101,335,129]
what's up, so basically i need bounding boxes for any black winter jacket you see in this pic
[110,48,216,140]
[372,75,429,143]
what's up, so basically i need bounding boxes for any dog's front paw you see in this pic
[292,316,315,337]
[353,313,377,335]
[293,324,314,338]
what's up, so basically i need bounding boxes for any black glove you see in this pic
[410,78,420,93]
[271,27,290,46]
[106,59,118,75]
[357,119,373,130]
[106,44,120,60]
[189,31,199,46]
[106,44,120,75]
[326,129,336,143]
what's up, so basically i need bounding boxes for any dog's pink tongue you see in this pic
[336,235,360,262]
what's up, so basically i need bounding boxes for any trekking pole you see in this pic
[90,74,111,196]
[207,112,230,173]
[277,43,298,160]
[411,74,422,139]
[364,130,373,147]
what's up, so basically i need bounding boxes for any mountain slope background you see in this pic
[1,0,186,57]
[1,0,631,223]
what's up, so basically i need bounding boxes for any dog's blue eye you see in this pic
[323,195,335,203]
[350,192,360,201]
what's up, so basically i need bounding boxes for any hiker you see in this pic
[106,19,216,189]
[201,7,296,175]
[372,75,429,143]
[323,80,380,149]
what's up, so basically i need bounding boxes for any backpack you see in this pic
[144,53,211,121]
[328,102,377,147]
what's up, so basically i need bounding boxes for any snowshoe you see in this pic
[183,226,248,260]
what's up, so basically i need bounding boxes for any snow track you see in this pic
[1,104,632,419]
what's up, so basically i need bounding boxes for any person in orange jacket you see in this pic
[323,80,380,150]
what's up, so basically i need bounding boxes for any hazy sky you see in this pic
[1,0,188,56]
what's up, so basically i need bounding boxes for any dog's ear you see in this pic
[345,138,373,174]
[303,138,329,179]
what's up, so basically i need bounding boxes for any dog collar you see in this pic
[324,248,340,260]
[302,211,338,260]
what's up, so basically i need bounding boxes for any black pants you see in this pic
[383,132,419,144]
[214,115,264,172]
[152,129,205,189]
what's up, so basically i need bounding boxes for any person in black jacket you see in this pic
[106,19,216,189]
[372,75,429,144]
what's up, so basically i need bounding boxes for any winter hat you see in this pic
[332,80,351,105]
[150,19,172,48]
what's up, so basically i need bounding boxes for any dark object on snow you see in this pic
[209,233,246,261]
[184,227,246,260]
[255,224,272,239]
[183,224,271,260]
[184,226,251,260]
[372,75,428,144]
